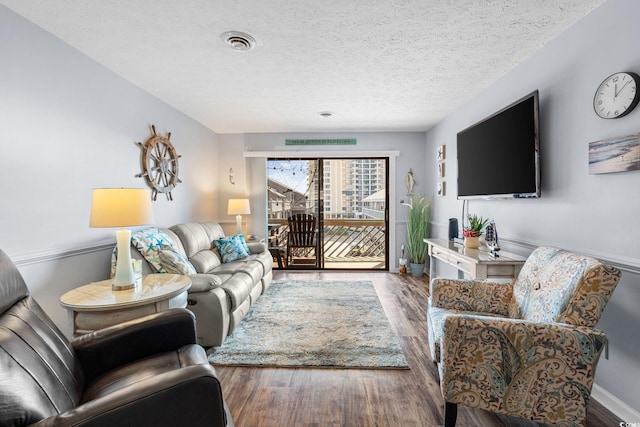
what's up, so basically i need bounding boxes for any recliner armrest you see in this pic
[71,308,197,383]
[429,278,516,317]
[30,364,230,427]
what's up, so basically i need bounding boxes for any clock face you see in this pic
[593,72,640,119]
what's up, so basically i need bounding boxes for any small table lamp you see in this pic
[227,198,250,235]
[90,188,154,290]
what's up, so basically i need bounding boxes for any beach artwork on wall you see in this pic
[589,132,640,174]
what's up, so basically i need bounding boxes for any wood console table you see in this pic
[425,238,526,281]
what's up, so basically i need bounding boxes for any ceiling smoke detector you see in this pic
[221,31,257,51]
[318,111,334,118]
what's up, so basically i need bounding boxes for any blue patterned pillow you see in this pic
[214,235,249,263]
[236,234,251,255]
[159,250,197,275]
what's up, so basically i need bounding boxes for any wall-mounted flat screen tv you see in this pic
[457,90,540,199]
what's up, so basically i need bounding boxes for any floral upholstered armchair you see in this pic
[427,246,621,427]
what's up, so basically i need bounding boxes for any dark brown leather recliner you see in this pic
[0,249,234,427]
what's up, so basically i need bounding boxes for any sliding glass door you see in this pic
[267,157,388,270]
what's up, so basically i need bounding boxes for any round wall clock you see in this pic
[593,71,640,119]
[135,125,182,201]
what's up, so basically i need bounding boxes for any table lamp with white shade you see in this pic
[227,198,250,235]
[90,188,154,290]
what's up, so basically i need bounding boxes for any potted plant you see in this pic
[463,214,489,248]
[405,197,431,276]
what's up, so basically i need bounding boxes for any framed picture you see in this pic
[437,145,446,161]
[437,181,446,196]
[437,162,445,178]
[589,132,640,174]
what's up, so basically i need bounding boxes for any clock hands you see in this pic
[614,80,631,98]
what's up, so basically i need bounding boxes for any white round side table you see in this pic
[60,274,191,335]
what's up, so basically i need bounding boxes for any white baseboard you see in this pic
[592,383,640,422]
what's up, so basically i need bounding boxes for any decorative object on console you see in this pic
[448,218,458,241]
[90,188,154,290]
[484,220,500,255]
[589,132,640,174]
[462,214,489,249]
[593,71,640,119]
[135,125,182,201]
[227,198,251,235]
[404,196,432,276]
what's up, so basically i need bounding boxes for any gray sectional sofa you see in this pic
[128,222,273,347]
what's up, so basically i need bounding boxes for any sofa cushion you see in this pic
[170,223,225,273]
[159,250,197,275]
[189,251,222,274]
[511,247,561,319]
[217,274,254,310]
[170,223,221,258]
[213,236,249,263]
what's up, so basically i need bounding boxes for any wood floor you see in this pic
[214,271,621,427]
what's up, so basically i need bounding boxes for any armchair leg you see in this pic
[444,402,457,427]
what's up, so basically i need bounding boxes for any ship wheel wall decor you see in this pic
[135,125,182,201]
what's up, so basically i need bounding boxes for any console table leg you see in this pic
[429,254,436,281]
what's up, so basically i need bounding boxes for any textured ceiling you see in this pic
[1,0,605,133]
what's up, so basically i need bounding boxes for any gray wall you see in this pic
[0,6,220,335]
[425,0,640,412]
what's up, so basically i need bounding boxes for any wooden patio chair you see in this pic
[286,213,319,267]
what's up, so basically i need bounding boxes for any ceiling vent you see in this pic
[221,31,257,51]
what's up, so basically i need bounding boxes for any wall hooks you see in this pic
[229,168,235,185]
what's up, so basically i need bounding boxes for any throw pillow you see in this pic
[131,227,176,273]
[236,233,251,255]
[159,250,197,275]
[214,235,249,263]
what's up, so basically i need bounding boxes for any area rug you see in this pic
[207,280,409,369]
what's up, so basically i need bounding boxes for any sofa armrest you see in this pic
[30,364,230,427]
[247,242,267,254]
[429,278,515,316]
[188,273,223,293]
[71,308,197,383]
[440,314,606,425]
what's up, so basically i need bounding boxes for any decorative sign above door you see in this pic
[285,139,356,145]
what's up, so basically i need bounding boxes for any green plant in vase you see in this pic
[405,196,432,276]
[463,214,489,248]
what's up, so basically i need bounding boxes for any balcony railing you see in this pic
[268,218,386,269]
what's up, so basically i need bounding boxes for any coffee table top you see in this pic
[60,274,191,311]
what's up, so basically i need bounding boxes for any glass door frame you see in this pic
[266,156,389,271]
